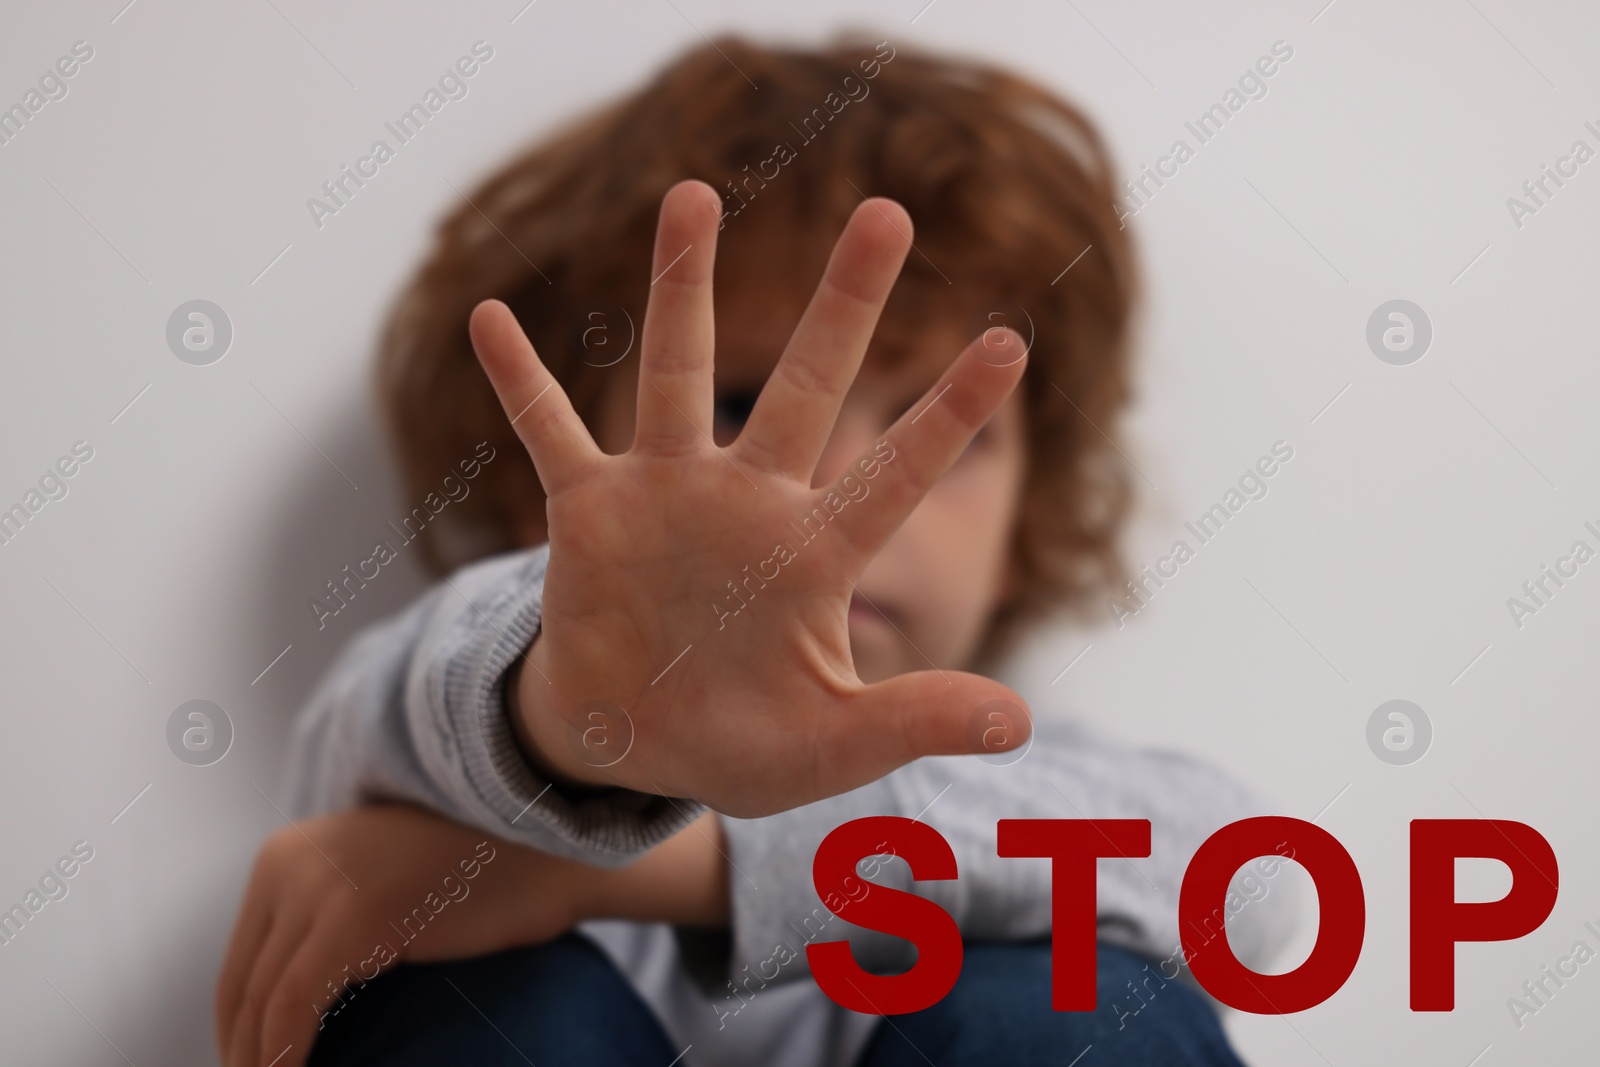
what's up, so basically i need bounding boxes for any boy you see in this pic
[215,37,1294,1067]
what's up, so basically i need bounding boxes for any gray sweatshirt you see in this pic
[284,543,1298,1067]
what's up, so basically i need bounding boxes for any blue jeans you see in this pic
[308,933,1247,1066]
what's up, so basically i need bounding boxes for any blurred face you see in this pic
[582,275,1029,685]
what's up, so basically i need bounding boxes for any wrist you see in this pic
[509,635,617,791]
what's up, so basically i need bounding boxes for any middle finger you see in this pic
[732,197,913,479]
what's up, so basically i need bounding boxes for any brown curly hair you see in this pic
[376,35,1138,667]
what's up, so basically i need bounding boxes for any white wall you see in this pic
[1,0,1595,1062]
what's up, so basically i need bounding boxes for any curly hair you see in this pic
[375,35,1139,667]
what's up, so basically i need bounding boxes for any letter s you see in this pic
[72,40,94,62]
[471,40,494,61]
[807,817,961,1015]
[71,840,94,863]
[71,440,94,463]
[1270,439,1293,462]
[1270,39,1293,61]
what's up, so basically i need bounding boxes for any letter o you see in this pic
[1181,816,1365,1013]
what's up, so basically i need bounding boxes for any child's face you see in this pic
[582,278,1029,685]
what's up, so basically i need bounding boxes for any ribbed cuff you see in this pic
[441,545,704,864]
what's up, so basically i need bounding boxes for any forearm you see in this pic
[450,811,729,946]
[583,812,731,928]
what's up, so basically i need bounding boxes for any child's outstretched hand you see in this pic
[473,179,1031,817]
[214,805,726,1067]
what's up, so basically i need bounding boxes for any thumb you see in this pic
[826,670,1033,785]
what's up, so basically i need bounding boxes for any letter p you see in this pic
[1411,819,1558,1010]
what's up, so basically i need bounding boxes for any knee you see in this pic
[864,941,1244,1067]
[1090,943,1238,1059]
[309,933,671,1066]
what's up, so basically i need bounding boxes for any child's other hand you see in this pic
[214,806,585,1067]
[470,179,1031,816]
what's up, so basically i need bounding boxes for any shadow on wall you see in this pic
[243,395,433,786]
[111,396,447,1067]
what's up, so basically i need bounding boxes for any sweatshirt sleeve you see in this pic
[280,542,703,865]
[716,713,1302,986]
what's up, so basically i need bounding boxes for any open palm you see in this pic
[470,179,1030,817]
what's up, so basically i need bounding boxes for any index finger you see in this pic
[259,923,354,1067]
[214,858,277,1058]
